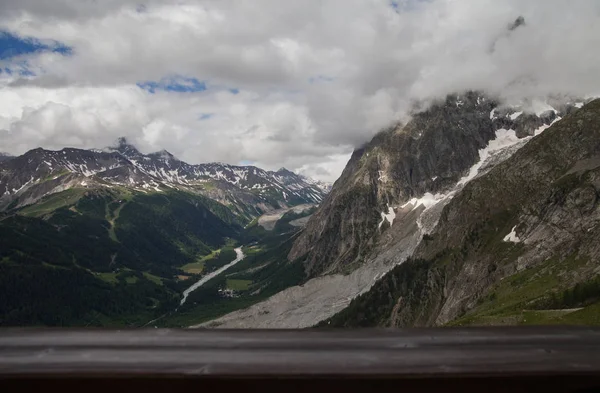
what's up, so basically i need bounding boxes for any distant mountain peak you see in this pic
[108,136,142,158]
[1,138,330,215]
[276,167,295,175]
[148,149,179,161]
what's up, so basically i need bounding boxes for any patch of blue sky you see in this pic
[0,60,37,77]
[199,113,214,120]
[137,75,207,93]
[390,0,431,13]
[17,67,35,77]
[0,30,72,60]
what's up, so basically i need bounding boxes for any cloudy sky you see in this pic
[0,0,599,181]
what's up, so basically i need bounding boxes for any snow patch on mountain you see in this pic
[503,226,521,243]
[378,205,396,228]
[458,129,521,186]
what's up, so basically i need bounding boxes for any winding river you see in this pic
[179,247,245,306]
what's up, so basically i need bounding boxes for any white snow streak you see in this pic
[503,226,521,243]
[458,129,521,186]
[401,192,446,210]
[534,116,562,136]
[378,204,396,229]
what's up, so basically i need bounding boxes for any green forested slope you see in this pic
[0,187,241,326]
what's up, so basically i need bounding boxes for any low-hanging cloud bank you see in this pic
[0,0,599,181]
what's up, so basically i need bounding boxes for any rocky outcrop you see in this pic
[289,92,500,277]
[327,99,600,327]
[289,93,574,278]
[201,93,574,329]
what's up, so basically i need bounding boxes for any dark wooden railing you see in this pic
[1,327,600,392]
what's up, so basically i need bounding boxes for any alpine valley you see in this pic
[0,138,328,326]
[3,95,600,329]
[200,93,600,329]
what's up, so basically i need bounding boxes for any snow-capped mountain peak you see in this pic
[0,139,329,220]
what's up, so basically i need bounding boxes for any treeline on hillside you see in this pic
[533,275,600,310]
[0,264,179,327]
[272,207,317,233]
[202,246,238,272]
[0,188,242,326]
[115,191,241,271]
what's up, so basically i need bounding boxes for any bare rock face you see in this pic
[290,92,499,277]
[203,94,589,329]
[425,101,600,325]
[290,93,568,279]
[326,99,600,328]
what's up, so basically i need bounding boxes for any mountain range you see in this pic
[0,139,328,326]
[0,137,329,221]
[2,94,600,329]
[201,93,600,329]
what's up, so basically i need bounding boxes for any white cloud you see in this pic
[0,0,599,182]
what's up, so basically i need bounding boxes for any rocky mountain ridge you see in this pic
[290,93,580,278]
[0,138,329,222]
[327,98,600,327]
[201,93,589,328]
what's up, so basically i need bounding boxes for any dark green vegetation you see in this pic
[0,187,242,326]
[325,99,600,328]
[157,230,306,327]
[536,275,600,311]
[0,263,179,327]
[201,245,238,272]
[0,137,328,327]
[0,179,310,327]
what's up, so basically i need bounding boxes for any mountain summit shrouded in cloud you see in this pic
[0,0,599,182]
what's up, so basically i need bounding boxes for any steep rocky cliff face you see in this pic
[201,93,580,328]
[290,93,498,276]
[289,92,567,278]
[327,99,600,327]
